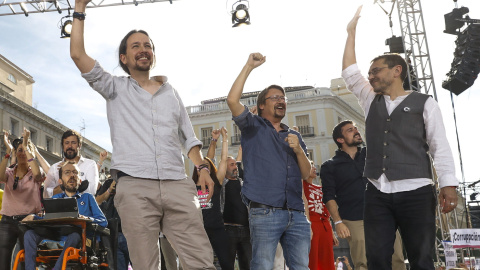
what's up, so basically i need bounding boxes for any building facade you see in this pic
[185,82,366,184]
[0,54,110,171]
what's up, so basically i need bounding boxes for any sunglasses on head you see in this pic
[13,176,19,190]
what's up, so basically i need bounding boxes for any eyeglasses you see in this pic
[63,170,79,176]
[265,95,288,102]
[367,67,388,77]
[13,176,19,190]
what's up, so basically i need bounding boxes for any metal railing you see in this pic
[297,126,314,137]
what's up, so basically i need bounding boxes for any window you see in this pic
[8,74,17,84]
[201,127,212,148]
[232,124,241,145]
[307,149,314,162]
[30,128,38,145]
[10,118,19,136]
[46,136,53,152]
[295,115,314,137]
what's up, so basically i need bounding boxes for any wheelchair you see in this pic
[12,217,117,270]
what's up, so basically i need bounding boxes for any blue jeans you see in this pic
[248,208,310,270]
[24,230,81,270]
[117,232,131,270]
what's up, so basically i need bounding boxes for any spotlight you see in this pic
[444,7,469,35]
[60,16,73,38]
[232,1,250,28]
[20,2,29,17]
[471,192,479,201]
[385,35,404,53]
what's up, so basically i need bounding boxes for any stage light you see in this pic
[385,35,404,53]
[232,1,250,28]
[471,192,479,201]
[444,7,469,35]
[60,14,73,38]
[20,2,28,16]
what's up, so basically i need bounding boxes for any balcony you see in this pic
[298,126,314,137]
[231,134,241,145]
[201,137,211,149]
[186,87,332,115]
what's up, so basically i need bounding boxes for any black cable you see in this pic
[449,90,469,227]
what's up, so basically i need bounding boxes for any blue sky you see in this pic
[1,0,479,187]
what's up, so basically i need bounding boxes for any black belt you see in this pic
[117,171,131,179]
[2,214,29,221]
[249,201,288,210]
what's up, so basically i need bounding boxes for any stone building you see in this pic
[0,53,110,169]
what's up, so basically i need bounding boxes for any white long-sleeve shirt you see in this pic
[342,63,458,193]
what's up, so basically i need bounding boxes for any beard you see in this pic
[227,170,238,179]
[346,140,363,147]
[63,148,78,160]
[63,180,78,193]
[133,63,151,72]
[371,77,393,94]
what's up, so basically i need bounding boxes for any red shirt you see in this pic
[303,180,330,222]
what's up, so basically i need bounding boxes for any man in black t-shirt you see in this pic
[222,157,251,270]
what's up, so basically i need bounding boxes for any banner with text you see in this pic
[450,229,480,248]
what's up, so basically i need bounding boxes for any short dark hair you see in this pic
[118,30,156,75]
[59,161,76,179]
[12,138,23,151]
[371,54,408,82]
[332,120,353,149]
[256,85,285,117]
[61,129,82,148]
[192,157,218,184]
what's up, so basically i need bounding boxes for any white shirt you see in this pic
[43,155,99,198]
[342,63,458,193]
[81,61,201,180]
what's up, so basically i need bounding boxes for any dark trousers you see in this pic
[225,225,252,270]
[205,226,234,270]
[364,183,436,270]
[0,217,25,270]
[117,232,131,270]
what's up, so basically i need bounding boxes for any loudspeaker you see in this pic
[443,24,480,95]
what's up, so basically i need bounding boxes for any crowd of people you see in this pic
[0,4,461,270]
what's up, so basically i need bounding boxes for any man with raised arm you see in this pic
[226,53,311,270]
[341,6,458,270]
[69,0,216,269]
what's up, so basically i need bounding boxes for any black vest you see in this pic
[364,91,432,180]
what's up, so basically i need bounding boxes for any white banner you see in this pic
[450,229,480,248]
[442,241,457,269]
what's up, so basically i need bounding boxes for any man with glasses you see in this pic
[227,53,312,270]
[341,7,458,270]
[22,162,107,270]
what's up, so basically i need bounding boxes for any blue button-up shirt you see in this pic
[233,106,307,211]
[35,192,107,228]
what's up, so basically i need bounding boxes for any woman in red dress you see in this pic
[303,162,339,270]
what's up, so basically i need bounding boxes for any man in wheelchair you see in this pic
[22,161,107,270]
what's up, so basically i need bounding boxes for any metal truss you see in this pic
[0,0,174,17]
[396,0,438,100]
